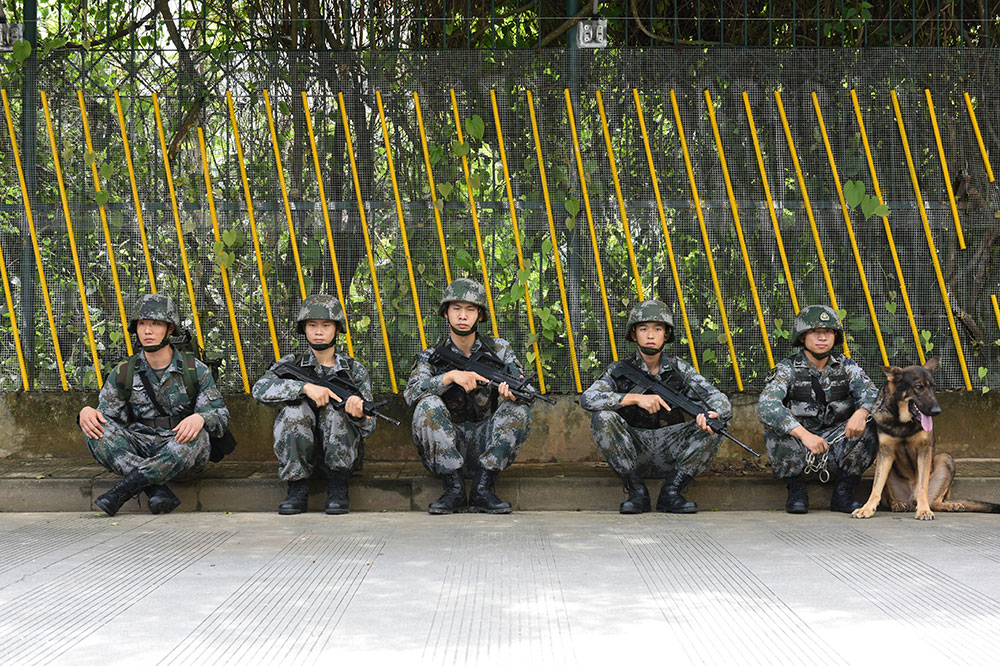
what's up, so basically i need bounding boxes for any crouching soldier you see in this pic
[405,278,532,515]
[252,294,374,515]
[78,294,230,516]
[758,305,878,514]
[581,300,731,514]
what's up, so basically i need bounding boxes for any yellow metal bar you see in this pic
[670,90,742,389]
[925,90,966,250]
[595,90,644,301]
[113,90,156,293]
[377,90,427,349]
[490,89,545,392]
[774,90,850,357]
[226,91,281,362]
[263,89,308,299]
[742,92,799,314]
[79,91,132,358]
[527,90,582,392]
[812,92,888,365]
[197,127,250,393]
[850,89,925,364]
[0,152,27,388]
[40,92,102,386]
[992,295,1000,336]
[564,89,618,361]
[413,91,452,283]
[2,89,68,390]
[301,92,354,357]
[338,92,398,393]
[449,88,499,338]
[152,93,203,349]
[891,90,972,390]
[704,90,773,368]
[964,92,995,183]
[632,89,698,370]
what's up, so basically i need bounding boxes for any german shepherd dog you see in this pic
[853,358,1000,520]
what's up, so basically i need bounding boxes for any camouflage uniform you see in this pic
[405,334,532,476]
[758,305,879,480]
[253,351,375,480]
[83,295,230,485]
[582,351,731,478]
[252,293,375,482]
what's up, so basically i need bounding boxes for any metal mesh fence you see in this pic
[2,48,1000,393]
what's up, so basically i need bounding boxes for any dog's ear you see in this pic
[881,365,902,382]
[923,357,939,372]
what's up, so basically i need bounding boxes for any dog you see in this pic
[852,358,1000,520]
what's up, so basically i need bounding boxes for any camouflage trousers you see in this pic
[273,401,363,481]
[765,422,877,479]
[412,395,532,476]
[590,410,721,479]
[84,419,210,485]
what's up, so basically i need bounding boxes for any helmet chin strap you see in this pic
[806,347,833,359]
[309,340,337,351]
[451,324,477,337]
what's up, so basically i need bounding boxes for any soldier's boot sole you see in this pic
[325,505,350,515]
[145,485,181,515]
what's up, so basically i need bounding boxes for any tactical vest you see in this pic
[430,337,499,423]
[613,360,687,429]
[782,359,855,428]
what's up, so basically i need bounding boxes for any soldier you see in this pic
[404,278,532,515]
[252,294,375,515]
[77,294,230,516]
[757,304,878,514]
[581,300,731,514]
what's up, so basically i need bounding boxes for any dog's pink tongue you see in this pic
[919,411,933,432]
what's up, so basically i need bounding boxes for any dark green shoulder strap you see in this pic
[115,354,142,402]
[181,353,199,404]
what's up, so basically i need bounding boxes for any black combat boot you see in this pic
[470,469,512,514]
[144,485,181,515]
[278,479,309,515]
[428,472,468,515]
[620,471,651,514]
[325,470,351,515]
[785,475,809,514]
[95,470,148,517]
[829,474,863,513]
[656,470,697,513]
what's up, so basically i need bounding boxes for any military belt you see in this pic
[137,415,186,429]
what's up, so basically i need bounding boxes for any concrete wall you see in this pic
[3,391,998,462]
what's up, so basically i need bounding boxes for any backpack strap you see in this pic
[115,354,141,403]
[181,353,200,405]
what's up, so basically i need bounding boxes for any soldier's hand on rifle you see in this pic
[793,427,828,454]
[695,411,720,434]
[173,413,205,444]
[497,381,515,401]
[344,395,365,419]
[302,382,340,407]
[78,406,107,439]
[444,370,489,393]
[624,393,672,414]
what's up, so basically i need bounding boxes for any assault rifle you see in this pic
[272,362,401,426]
[429,344,555,405]
[609,361,760,458]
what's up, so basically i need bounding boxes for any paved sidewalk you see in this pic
[2,511,1000,665]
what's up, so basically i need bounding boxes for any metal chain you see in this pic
[804,402,881,484]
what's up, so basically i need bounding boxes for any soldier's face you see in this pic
[635,323,667,348]
[137,319,171,345]
[803,327,835,354]
[447,302,480,330]
[305,319,338,344]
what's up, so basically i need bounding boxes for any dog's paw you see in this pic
[852,505,876,519]
[890,501,911,512]
[915,508,935,520]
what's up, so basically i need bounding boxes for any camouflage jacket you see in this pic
[98,348,230,437]
[252,350,376,439]
[404,333,524,423]
[757,350,877,434]
[581,352,732,429]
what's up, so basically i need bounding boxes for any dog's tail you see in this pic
[941,499,1000,513]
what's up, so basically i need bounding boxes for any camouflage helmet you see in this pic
[128,294,181,334]
[295,294,347,335]
[438,278,487,322]
[625,300,675,343]
[792,304,843,346]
